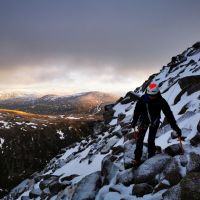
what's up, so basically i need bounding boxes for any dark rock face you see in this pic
[186,152,200,173]
[132,183,153,197]
[71,171,101,200]
[174,76,200,105]
[29,188,42,199]
[162,184,181,200]
[190,132,200,146]
[103,104,115,124]
[163,172,200,200]
[179,172,200,200]
[163,158,182,186]
[197,120,200,133]
[164,144,182,156]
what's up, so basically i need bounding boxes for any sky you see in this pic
[0,0,200,96]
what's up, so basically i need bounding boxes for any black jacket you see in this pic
[132,93,181,136]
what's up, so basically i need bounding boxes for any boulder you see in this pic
[190,132,200,146]
[49,181,66,194]
[162,184,181,200]
[104,192,122,200]
[29,188,42,199]
[179,172,200,200]
[153,179,170,193]
[163,172,200,200]
[164,144,182,156]
[123,141,136,169]
[134,154,171,184]
[186,152,200,173]
[111,145,124,155]
[163,158,182,186]
[116,168,135,186]
[101,155,119,185]
[132,183,153,197]
[71,171,101,200]
[39,176,59,190]
[100,137,119,154]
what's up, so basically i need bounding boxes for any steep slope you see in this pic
[0,92,119,116]
[2,42,200,200]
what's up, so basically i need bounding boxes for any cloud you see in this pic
[0,0,200,94]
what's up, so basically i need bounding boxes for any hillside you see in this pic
[2,42,200,200]
[0,109,103,198]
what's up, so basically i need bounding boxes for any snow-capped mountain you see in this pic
[2,42,200,200]
[0,91,119,116]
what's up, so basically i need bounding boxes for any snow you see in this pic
[0,138,4,148]
[66,116,80,120]
[53,147,109,183]
[57,130,65,140]
[0,120,11,129]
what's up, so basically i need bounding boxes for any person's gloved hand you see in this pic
[176,128,182,137]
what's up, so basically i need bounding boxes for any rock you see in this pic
[186,152,200,173]
[163,172,200,200]
[118,113,126,121]
[41,188,50,198]
[132,183,153,197]
[121,127,130,135]
[111,145,124,155]
[103,104,115,124]
[162,184,181,200]
[164,144,182,156]
[10,179,33,199]
[197,120,200,132]
[153,179,170,193]
[101,155,119,185]
[190,132,200,146]
[192,41,200,49]
[71,171,101,200]
[163,158,182,186]
[116,168,135,186]
[123,141,136,169]
[29,188,42,199]
[21,196,31,200]
[134,154,171,184]
[39,176,59,190]
[49,181,66,194]
[60,174,79,183]
[100,137,119,154]
[179,172,200,200]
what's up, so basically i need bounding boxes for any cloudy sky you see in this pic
[0,0,200,96]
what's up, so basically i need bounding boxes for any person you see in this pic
[131,83,182,165]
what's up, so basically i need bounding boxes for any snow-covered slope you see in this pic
[3,42,200,200]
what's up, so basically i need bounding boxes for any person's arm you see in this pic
[161,98,182,136]
[131,97,143,128]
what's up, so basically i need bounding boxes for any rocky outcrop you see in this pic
[132,183,153,197]
[163,172,200,200]
[71,171,101,200]
[134,154,171,184]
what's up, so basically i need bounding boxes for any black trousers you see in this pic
[134,124,159,161]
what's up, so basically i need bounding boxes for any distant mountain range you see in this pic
[0,91,119,116]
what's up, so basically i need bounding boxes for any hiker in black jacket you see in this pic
[131,83,182,165]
